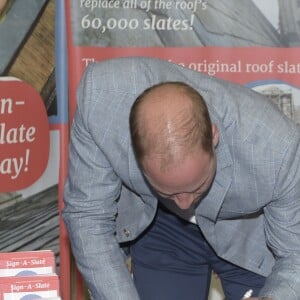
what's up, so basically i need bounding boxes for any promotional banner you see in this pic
[0,0,61,293]
[58,0,300,299]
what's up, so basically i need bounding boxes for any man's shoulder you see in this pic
[85,57,163,103]
[88,56,214,95]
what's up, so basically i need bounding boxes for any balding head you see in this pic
[130,82,215,170]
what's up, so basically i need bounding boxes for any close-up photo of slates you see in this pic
[0,0,56,114]
[0,186,59,270]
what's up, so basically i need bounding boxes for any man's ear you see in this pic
[212,124,219,147]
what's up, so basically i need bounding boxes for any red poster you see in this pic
[58,1,300,299]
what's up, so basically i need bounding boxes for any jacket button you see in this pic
[123,228,130,237]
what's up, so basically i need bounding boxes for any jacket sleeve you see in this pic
[62,65,140,300]
[259,127,300,300]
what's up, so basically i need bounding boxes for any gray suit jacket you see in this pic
[63,57,300,299]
